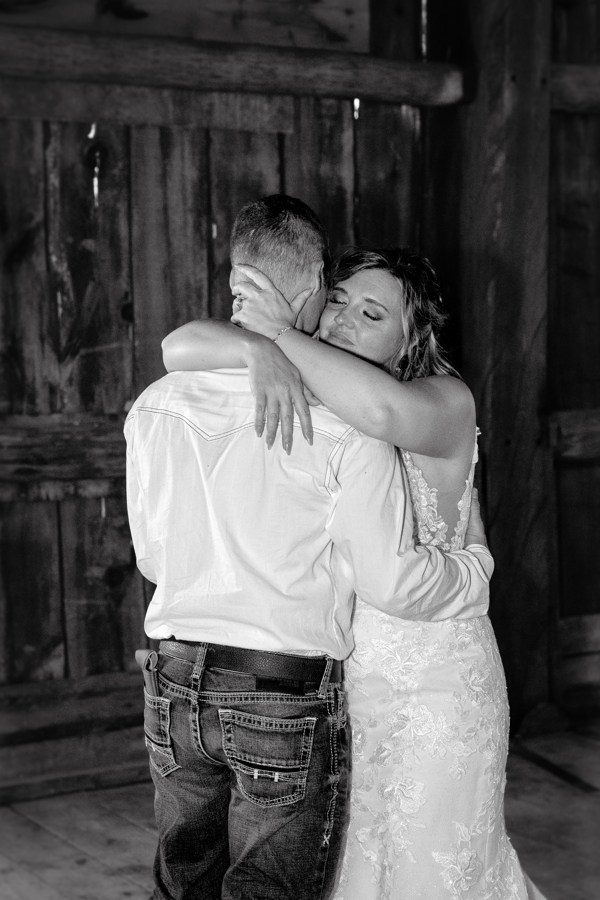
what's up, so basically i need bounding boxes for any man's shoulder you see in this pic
[129,370,249,411]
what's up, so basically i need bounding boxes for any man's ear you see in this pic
[229,268,237,290]
[315,260,324,292]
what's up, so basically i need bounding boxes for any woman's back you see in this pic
[401,433,479,552]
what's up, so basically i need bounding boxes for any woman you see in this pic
[162,248,545,900]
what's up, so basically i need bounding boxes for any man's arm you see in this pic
[125,421,157,585]
[326,438,492,620]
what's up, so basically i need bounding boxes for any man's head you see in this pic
[230,195,330,334]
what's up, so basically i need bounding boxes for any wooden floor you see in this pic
[0,726,599,900]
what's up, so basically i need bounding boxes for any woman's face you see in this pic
[318,268,405,365]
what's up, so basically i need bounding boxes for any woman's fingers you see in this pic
[234,264,275,290]
[265,403,280,450]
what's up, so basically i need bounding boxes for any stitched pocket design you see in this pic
[219,709,316,807]
[143,690,181,777]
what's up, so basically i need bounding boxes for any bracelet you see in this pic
[273,326,293,343]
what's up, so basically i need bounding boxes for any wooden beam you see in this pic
[551,64,600,112]
[457,0,554,725]
[549,409,600,460]
[0,415,126,482]
[0,25,464,106]
[0,76,295,132]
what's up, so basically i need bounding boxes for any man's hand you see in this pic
[246,336,313,453]
[464,489,488,549]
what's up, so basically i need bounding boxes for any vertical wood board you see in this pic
[457,0,554,721]
[44,120,133,415]
[60,495,146,680]
[284,97,355,256]
[355,102,421,248]
[0,120,58,416]
[0,502,64,683]
[131,124,210,391]
[209,129,281,317]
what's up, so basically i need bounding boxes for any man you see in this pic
[125,195,492,900]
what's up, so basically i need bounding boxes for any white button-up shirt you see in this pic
[125,370,492,660]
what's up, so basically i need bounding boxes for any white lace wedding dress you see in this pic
[333,441,546,900]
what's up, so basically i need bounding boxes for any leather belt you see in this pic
[159,640,343,684]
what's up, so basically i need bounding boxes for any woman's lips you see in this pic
[325,330,354,347]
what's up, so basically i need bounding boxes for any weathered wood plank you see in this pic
[209,130,280,317]
[0,478,125,503]
[0,0,369,54]
[0,416,126,482]
[0,76,295,133]
[0,502,64,684]
[0,852,65,900]
[14,792,155,891]
[45,120,132,416]
[456,0,554,724]
[0,805,149,898]
[355,103,420,247]
[60,495,145,679]
[131,125,210,391]
[284,98,355,254]
[552,65,600,112]
[0,120,58,416]
[93,782,157,834]
[549,410,600,459]
[0,26,464,106]
[0,671,143,747]
[550,4,600,634]
[559,614,600,657]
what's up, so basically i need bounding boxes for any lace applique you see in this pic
[401,432,479,552]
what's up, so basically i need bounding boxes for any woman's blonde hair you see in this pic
[332,248,459,381]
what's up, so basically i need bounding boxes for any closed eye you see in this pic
[363,310,381,321]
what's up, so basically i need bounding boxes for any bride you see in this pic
[162,246,546,900]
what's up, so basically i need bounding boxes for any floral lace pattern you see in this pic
[333,435,545,900]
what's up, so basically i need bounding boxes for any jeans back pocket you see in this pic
[219,709,316,807]
[144,690,181,777]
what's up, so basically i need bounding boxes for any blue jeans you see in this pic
[143,644,348,900]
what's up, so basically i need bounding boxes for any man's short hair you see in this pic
[230,195,330,296]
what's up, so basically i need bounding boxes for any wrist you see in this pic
[240,329,272,364]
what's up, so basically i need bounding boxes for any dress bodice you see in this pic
[400,433,479,552]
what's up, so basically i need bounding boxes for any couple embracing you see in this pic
[125,195,545,900]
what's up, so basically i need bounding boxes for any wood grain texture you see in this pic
[0,26,464,106]
[549,0,600,632]
[60,495,145,679]
[0,120,58,416]
[209,130,280,316]
[549,409,600,459]
[283,97,355,254]
[552,64,600,111]
[457,0,554,723]
[45,121,132,415]
[131,124,210,390]
[0,0,369,53]
[355,103,420,247]
[0,502,64,683]
[0,671,143,747]
[0,416,126,482]
[0,76,296,132]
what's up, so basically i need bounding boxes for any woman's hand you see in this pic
[230,264,308,339]
[246,336,315,453]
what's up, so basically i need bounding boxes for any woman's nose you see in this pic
[334,307,353,327]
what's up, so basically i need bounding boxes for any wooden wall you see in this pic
[1,0,599,799]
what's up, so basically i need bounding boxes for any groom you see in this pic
[125,194,493,900]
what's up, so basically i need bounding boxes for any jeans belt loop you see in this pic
[191,643,208,691]
[317,657,333,699]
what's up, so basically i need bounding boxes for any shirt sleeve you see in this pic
[326,436,492,620]
[125,418,157,585]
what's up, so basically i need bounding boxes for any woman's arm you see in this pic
[161,320,315,452]
[229,266,475,459]
[270,329,474,458]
